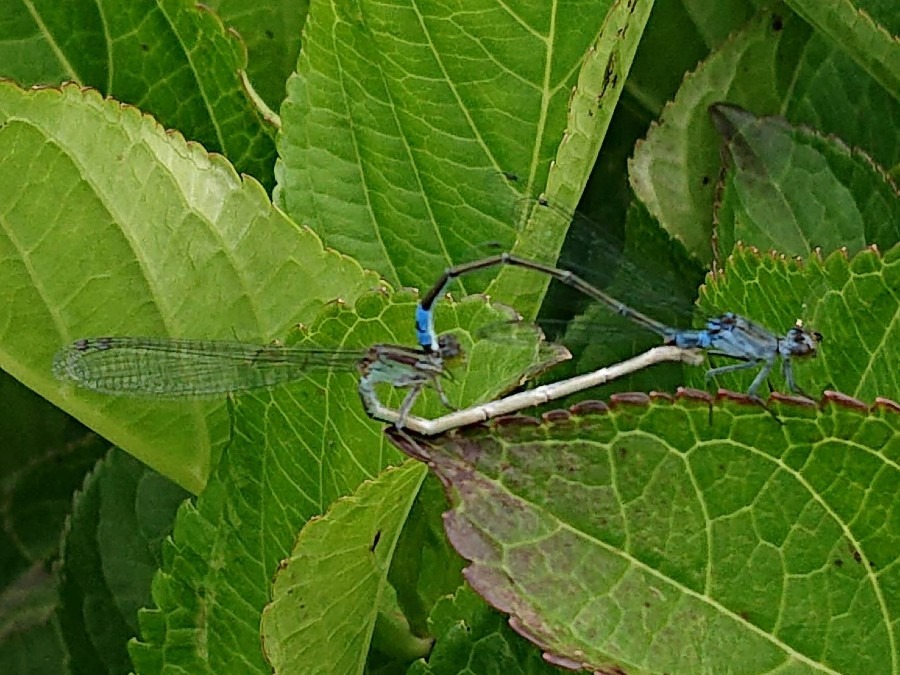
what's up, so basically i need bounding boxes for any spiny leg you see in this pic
[431,375,455,411]
[704,359,762,383]
[705,358,781,422]
[395,384,424,430]
[782,357,814,399]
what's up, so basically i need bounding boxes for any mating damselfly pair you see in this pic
[54,246,822,433]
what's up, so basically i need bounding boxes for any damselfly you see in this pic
[415,253,821,402]
[53,333,463,428]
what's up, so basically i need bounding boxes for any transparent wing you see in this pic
[475,314,662,361]
[445,173,708,331]
[53,337,367,397]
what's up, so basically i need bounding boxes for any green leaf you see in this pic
[711,104,899,257]
[0,371,105,574]
[0,564,67,675]
[0,81,377,492]
[130,291,559,674]
[202,0,308,114]
[276,0,653,317]
[1,0,277,189]
[624,0,754,116]
[261,461,428,674]
[388,475,465,638]
[388,398,900,674]
[488,0,657,314]
[58,449,188,674]
[546,0,758,332]
[0,371,104,673]
[1,439,102,567]
[2,4,895,673]
[783,0,900,97]
[0,2,104,86]
[409,585,557,675]
[630,8,899,263]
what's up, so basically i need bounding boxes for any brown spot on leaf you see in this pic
[494,414,542,429]
[543,409,571,423]
[570,400,609,415]
[823,391,867,410]
[610,392,651,406]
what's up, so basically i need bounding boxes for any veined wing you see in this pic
[53,337,367,397]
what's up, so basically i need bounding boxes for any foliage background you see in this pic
[0,0,897,673]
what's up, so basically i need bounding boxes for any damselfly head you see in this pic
[436,333,464,363]
[785,319,822,358]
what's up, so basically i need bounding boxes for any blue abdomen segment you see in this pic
[668,330,714,349]
[415,304,436,350]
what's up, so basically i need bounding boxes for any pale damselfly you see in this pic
[53,333,463,429]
